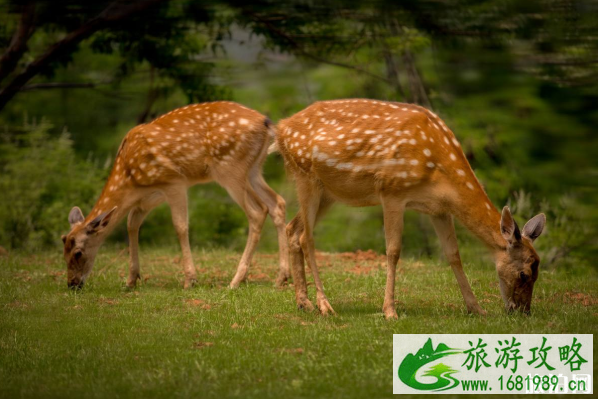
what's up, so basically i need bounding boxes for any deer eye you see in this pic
[520,271,528,283]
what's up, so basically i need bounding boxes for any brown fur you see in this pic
[62,102,289,289]
[275,99,546,318]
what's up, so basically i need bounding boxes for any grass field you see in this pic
[1,246,596,398]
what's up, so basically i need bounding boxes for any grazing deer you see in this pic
[62,101,289,289]
[274,99,546,319]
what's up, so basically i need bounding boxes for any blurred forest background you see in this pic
[0,0,596,270]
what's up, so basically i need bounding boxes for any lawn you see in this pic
[0,246,596,398]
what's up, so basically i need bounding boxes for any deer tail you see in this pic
[264,117,279,154]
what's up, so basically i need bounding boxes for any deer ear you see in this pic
[68,207,85,227]
[86,206,118,234]
[522,213,546,242]
[500,206,521,244]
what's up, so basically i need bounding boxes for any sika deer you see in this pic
[274,99,546,318]
[62,101,290,289]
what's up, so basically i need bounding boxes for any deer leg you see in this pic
[381,197,405,320]
[287,194,334,311]
[222,178,268,289]
[164,185,196,289]
[286,214,312,310]
[249,173,290,287]
[430,214,486,315]
[296,180,335,315]
[126,207,150,288]
[126,193,164,288]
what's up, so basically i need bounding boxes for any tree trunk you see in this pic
[0,2,37,85]
[383,48,408,101]
[402,49,432,109]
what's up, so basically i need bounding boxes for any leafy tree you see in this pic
[0,0,228,114]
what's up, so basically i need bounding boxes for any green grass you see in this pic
[1,247,597,398]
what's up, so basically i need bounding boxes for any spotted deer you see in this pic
[62,101,289,289]
[274,99,546,319]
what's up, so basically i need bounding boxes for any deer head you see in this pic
[61,206,117,289]
[495,206,546,313]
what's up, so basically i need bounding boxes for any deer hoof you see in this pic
[183,278,196,290]
[468,304,487,316]
[316,297,336,316]
[126,273,140,289]
[297,298,314,311]
[274,271,291,288]
[229,270,249,289]
[229,277,245,289]
[384,308,399,320]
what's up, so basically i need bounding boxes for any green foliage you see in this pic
[0,0,597,267]
[510,190,598,271]
[0,121,105,249]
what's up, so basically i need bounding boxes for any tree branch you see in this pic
[0,2,37,85]
[0,0,166,112]
[20,81,111,91]
[381,18,407,101]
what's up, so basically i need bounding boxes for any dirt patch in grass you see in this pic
[7,300,29,309]
[47,270,65,281]
[408,260,426,270]
[347,264,376,275]
[99,298,119,306]
[275,347,304,355]
[273,313,303,322]
[193,341,214,349]
[563,291,598,307]
[13,271,31,282]
[184,298,213,310]
[248,271,271,282]
[339,249,385,262]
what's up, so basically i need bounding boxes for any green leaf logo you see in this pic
[398,338,462,391]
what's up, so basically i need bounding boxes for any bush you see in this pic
[509,190,597,271]
[0,121,105,249]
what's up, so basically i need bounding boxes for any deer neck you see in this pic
[447,184,507,253]
[83,173,137,242]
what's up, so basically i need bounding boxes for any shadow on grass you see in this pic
[327,302,381,316]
